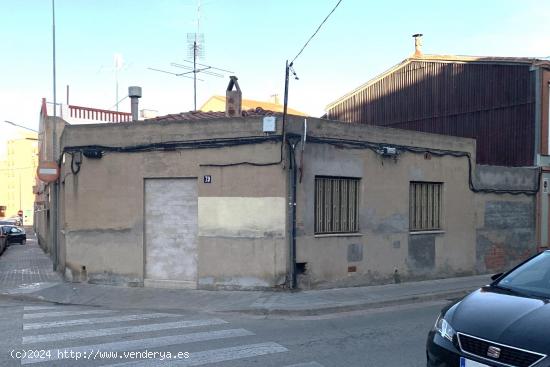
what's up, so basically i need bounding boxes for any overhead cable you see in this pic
[290,0,343,65]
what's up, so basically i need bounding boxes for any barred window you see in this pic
[409,182,443,232]
[315,176,360,234]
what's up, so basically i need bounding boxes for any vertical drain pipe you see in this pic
[288,139,298,289]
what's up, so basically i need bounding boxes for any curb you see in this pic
[215,289,474,316]
[0,288,476,316]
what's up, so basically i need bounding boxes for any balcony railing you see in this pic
[68,105,132,122]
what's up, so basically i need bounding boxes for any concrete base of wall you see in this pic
[198,274,286,291]
[144,279,196,289]
[299,271,476,290]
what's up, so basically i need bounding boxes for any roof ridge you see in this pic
[325,54,550,110]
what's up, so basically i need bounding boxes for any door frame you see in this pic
[142,176,198,289]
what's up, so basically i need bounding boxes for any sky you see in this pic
[1,0,549,149]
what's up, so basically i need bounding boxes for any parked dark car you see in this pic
[427,250,550,367]
[0,228,7,255]
[0,219,18,226]
[1,225,26,245]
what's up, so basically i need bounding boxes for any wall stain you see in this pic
[477,199,536,273]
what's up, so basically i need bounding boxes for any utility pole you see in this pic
[50,0,59,271]
[116,66,119,112]
[19,173,22,213]
[194,0,200,111]
[114,54,123,112]
[193,40,197,111]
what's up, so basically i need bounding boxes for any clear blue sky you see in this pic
[0,0,549,140]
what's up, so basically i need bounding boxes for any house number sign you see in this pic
[203,175,212,184]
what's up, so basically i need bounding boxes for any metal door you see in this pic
[144,178,198,288]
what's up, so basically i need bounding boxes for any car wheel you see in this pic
[21,239,26,245]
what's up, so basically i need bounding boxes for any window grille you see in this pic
[409,182,443,231]
[315,176,360,234]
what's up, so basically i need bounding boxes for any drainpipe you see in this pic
[532,66,544,249]
[533,66,542,164]
[287,138,298,289]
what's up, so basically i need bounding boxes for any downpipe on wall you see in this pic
[287,137,299,289]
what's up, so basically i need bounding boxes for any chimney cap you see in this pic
[412,34,423,57]
[128,86,142,98]
[226,76,241,92]
[225,75,242,117]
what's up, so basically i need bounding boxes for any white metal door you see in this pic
[144,178,198,288]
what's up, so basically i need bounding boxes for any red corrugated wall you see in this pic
[326,61,535,166]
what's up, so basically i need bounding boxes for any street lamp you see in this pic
[19,172,22,216]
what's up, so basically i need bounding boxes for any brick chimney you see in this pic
[225,76,242,117]
[412,34,423,57]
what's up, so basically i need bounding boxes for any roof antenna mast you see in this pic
[147,0,233,111]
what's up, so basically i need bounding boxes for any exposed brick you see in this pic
[484,244,506,271]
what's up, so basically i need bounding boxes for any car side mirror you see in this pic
[491,272,503,281]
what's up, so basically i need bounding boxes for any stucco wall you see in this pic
[56,116,538,289]
[294,141,476,288]
[59,118,288,289]
[35,115,66,256]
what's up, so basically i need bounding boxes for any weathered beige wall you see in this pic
[199,197,285,238]
[59,118,288,288]
[283,118,477,287]
[294,142,476,287]
[287,119,538,288]
[35,115,66,255]
[57,115,536,289]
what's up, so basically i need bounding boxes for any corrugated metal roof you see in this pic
[326,54,550,110]
[325,60,536,166]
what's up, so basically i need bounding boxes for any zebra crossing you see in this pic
[19,304,324,367]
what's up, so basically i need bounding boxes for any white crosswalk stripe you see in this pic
[105,342,289,367]
[23,309,115,319]
[24,312,180,330]
[21,329,253,364]
[20,304,291,366]
[284,362,325,367]
[23,306,59,311]
[23,318,228,344]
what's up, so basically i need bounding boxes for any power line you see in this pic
[290,0,343,64]
[107,95,129,111]
[2,120,38,133]
[0,166,35,172]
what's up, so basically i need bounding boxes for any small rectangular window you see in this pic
[409,182,443,232]
[315,176,360,234]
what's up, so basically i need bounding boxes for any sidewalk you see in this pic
[0,230,491,316]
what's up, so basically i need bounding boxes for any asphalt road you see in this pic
[0,296,448,367]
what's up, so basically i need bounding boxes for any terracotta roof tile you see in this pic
[200,95,307,116]
[145,108,284,123]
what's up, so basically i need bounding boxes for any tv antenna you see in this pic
[148,0,233,111]
[97,53,129,111]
